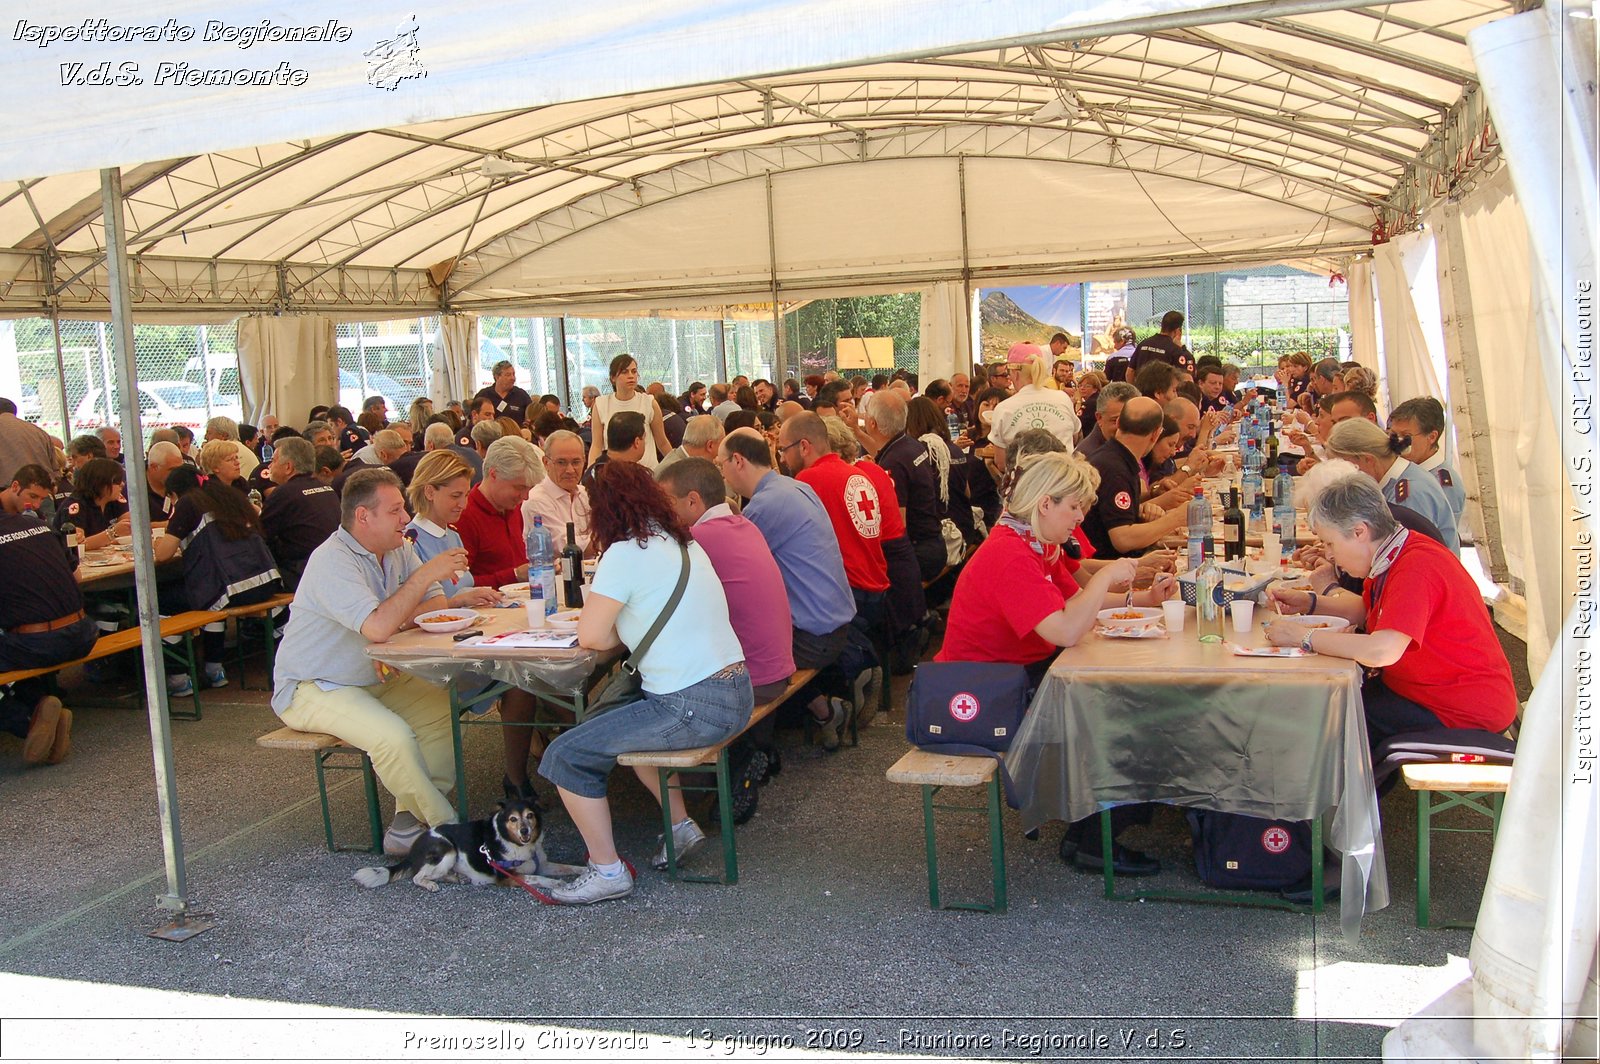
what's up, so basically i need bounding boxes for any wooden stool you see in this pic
[257,727,383,853]
[886,749,1007,913]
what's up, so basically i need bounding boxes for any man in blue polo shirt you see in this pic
[719,428,863,742]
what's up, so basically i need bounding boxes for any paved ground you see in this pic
[0,631,1524,1061]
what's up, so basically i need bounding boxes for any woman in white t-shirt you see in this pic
[536,461,753,905]
[587,353,672,468]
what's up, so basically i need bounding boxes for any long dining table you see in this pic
[365,600,623,820]
[1005,607,1389,943]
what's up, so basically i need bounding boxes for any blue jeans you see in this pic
[538,667,754,799]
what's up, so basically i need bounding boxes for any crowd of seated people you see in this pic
[0,338,1511,922]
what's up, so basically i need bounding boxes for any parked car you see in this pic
[73,381,241,432]
[337,370,397,418]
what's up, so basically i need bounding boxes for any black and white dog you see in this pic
[352,799,584,893]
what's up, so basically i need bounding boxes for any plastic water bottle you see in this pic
[1274,457,1296,553]
[525,515,556,615]
[1185,486,1209,572]
[1241,440,1263,522]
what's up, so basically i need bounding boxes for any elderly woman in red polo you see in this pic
[1265,472,1516,752]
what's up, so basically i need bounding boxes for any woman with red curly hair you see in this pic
[536,461,752,904]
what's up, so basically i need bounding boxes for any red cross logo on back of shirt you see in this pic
[843,473,883,539]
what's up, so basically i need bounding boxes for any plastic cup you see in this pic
[526,597,547,629]
[1230,598,1255,633]
[1161,599,1187,632]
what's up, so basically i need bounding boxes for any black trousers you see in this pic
[0,617,99,736]
[1361,673,1444,753]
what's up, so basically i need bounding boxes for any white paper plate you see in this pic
[414,610,480,633]
[1096,606,1163,630]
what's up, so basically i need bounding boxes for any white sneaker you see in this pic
[651,819,708,870]
[542,863,634,905]
[852,668,878,730]
[817,697,848,751]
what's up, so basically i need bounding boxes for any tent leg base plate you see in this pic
[148,915,214,942]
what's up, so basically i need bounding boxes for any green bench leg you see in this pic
[919,775,1007,913]
[921,784,941,909]
[657,755,739,885]
[162,632,203,721]
[314,746,382,853]
[1416,788,1504,930]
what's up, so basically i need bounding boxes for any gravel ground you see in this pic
[0,645,1512,1061]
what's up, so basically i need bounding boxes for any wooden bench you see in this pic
[0,610,224,721]
[616,668,817,885]
[256,726,383,853]
[886,749,1007,913]
[217,591,295,690]
[1402,761,1513,929]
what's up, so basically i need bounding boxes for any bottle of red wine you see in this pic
[1222,487,1246,562]
[561,521,585,609]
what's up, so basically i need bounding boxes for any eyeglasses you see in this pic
[778,440,804,454]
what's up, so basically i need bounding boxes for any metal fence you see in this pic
[2,318,243,443]
[1125,271,1350,372]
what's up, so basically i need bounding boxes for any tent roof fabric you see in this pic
[0,1,1510,318]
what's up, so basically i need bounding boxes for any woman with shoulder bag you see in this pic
[536,461,753,904]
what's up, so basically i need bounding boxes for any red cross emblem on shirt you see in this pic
[844,473,883,538]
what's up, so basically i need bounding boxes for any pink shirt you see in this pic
[689,506,796,688]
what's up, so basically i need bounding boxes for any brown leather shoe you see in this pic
[22,696,63,765]
[46,708,72,764]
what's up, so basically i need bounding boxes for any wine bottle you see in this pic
[561,521,585,609]
[1222,487,1246,562]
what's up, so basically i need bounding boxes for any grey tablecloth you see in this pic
[364,605,609,698]
[1006,617,1389,941]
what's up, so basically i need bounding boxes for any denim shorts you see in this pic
[538,665,754,799]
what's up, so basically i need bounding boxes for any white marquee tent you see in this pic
[0,1,1592,1058]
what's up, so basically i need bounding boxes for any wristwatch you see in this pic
[1300,629,1317,653]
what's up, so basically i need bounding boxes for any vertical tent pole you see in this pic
[100,167,189,914]
[669,319,681,394]
[48,309,71,446]
[715,320,729,383]
[959,155,974,375]
[765,173,785,381]
[554,317,571,413]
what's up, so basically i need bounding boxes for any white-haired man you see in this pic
[521,430,592,557]
[458,436,543,590]
[655,415,725,474]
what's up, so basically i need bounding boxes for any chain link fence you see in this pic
[1126,270,1349,373]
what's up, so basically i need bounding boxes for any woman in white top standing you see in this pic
[535,461,752,905]
[588,353,672,469]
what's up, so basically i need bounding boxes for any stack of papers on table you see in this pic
[471,630,580,649]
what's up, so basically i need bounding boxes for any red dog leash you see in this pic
[482,845,636,905]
